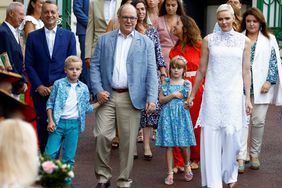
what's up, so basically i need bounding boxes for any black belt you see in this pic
[112,88,128,93]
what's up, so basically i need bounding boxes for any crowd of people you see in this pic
[0,0,281,188]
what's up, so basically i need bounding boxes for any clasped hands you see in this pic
[171,91,194,109]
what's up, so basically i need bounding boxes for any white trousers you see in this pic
[201,126,241,188]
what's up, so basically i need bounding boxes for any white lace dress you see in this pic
[197,30,247,134]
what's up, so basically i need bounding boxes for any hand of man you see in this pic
[18,83,28,94]
[85,58,91,69]
[260,81,271,94]
[146,102,156,114]
[97,91,110,104]
[37,85,51,97]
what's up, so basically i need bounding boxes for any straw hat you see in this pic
[0,89,37,122]
[0,70,22,84]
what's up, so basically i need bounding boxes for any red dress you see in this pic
[169,43,204,166]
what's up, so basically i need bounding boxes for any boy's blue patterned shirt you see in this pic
[46,77,93,132]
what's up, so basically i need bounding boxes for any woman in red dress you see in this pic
[169,15,204,171]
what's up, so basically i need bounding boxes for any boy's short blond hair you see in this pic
[64,55,82,68]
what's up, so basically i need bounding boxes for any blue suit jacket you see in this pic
[0,22,25,94]
[73,0,89,35]
[90,30,158,109]
[25,27,76,95]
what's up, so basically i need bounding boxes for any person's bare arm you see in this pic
[187,36,209,107]
[242,37,253,115]
[23,21,36,38]
[47,109,55,132]
[106,19,115,32]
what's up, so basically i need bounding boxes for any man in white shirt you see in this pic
[25,0,76,153]
[90,4,158,188]
[0,2,27,95]
[84,0,122,68]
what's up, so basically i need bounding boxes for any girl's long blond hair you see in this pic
[0,119,39,187]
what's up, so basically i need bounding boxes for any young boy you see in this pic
[45,55,99,170]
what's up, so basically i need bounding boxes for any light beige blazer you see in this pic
[85,0,121,59]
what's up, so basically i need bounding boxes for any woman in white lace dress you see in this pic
[187,4,252,188]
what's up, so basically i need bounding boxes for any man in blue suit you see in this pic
[90,4,158,188]
[73,0,90,88]
[25,1,76,153]
[0,2,27,95]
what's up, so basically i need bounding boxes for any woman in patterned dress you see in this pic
[132,0,166,160]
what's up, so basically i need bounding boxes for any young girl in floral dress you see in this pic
[156,56,196,185]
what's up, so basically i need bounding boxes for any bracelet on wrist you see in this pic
[160,74,166,77]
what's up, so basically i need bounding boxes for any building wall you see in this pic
[0,0,12,22]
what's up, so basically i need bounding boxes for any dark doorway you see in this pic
[183,0,207,36]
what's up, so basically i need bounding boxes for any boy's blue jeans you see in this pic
[45,118,80,167]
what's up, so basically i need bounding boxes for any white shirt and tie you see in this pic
[112,30,134,89]
[44,26,57,57]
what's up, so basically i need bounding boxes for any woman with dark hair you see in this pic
[237,7,282,173]
[155,0,186,69]
[169,15,203,172]
[20,0,45,38]
[132,0,166,160]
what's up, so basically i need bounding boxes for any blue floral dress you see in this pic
[156,78,196,147]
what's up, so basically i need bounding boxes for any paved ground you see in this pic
[73,105,282,188]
